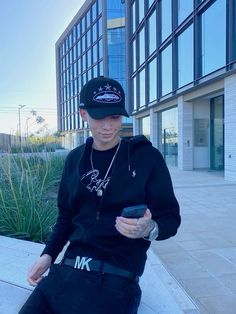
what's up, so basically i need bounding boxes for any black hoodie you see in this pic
[42,135,180,276]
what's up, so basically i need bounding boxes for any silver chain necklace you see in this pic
[90,140,121,196]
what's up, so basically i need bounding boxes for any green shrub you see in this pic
[0,152,66,243]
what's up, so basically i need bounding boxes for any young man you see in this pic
[19,76,181,314]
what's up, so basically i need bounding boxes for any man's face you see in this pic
[80,109,122,147]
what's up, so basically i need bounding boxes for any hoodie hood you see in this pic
[122,135,152,172]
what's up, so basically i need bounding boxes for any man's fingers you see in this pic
[116,209,153,239]
[116,216,138,225]
[28,276,43,287]
[144,209,152,218]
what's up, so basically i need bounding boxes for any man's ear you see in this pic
[80,109,88,122]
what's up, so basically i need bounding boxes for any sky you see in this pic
[0,0,84,135]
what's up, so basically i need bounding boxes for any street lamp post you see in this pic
[18,105,26,147]
[25,117,31,139]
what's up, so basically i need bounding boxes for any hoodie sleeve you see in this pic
[41,152,74,263]
[145,149,181,240]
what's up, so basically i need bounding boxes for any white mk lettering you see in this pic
[74,256,93,271]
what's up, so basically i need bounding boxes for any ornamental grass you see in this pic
[0,151,65,242]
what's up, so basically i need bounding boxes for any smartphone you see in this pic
[121,204,147,218]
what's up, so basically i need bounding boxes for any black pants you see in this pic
[19,264,141,314]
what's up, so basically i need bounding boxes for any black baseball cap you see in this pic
[79,76,129,119]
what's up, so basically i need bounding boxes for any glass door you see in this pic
[161,107,178,167]
[210,96,224,170]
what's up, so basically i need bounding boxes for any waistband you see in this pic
[60,256,139,282]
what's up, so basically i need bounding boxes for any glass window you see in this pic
[132,2,136,34]
[62,58,65,72]
[82,17,85,34]
[88,49,92,67]
[77,76,81,93]
[178,25,193,87]
[70,49,73,65]
[82,35,86,53]
[93,64,98,77]
[88,69,92,81]
[139,27,145,65]
[60,60,63,73]
[98,17,103,37]
[161,44,172,95]
[98,0,102,15]
[74,79,77,95]
[77,58,81,75]
[148,10,156,56]
[139,69,146,107]
[63,87,66,101]
[77,40,81,57]
[93,24,97,43]
[70,81,73,97]
[98,39,103,59]
[148,0,155,8]
[62,42,65,56]
[140,116,150,139]
[133,76,137,110]
[59,45,63,59]
[86,10,91,28]
[67,83,70,99]
[73,45,77,60]
[66,68,69,84]
[92,3,97,21]
[76,24,81,39]
[93,44,98,64]
[82,54,86,72]
[161,0,172,41]
[201,0,226,76]
[65,116,68,131]
[149,58,157,102]
[178,0,193,25]
[99,61,103,75]
[107,0,125,19]
[82,72,87,86]
[70,64,73,80]
[73,62,77,78]
[87,29,91,47]
[72,50,75,65]
[139,0,145,24]
[107,27,125,79]
[72,26,77,44]
[132,39,136,72]
[69,33,73,48]
[65,37,69,52]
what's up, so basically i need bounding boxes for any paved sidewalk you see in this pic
[152,168,236,314]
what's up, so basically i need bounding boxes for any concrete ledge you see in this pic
[0,236,199,313]
[0,281,31,314]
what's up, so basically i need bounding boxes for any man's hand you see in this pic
[27,254,52,287]
[115,209,154,239]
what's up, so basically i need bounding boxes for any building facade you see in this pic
[125,0,236,180]
[56,0,132,150]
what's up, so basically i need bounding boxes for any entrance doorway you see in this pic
[210,96,224,170]
[161,107,178,167]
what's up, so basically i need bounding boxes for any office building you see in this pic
[125,0,236,180]
[56,0,132,149]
